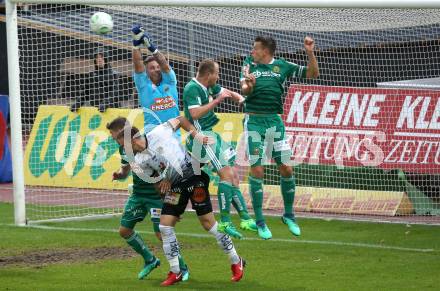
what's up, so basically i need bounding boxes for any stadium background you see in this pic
[0,4,439,220]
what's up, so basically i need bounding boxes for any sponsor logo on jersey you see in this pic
[150,96,176,111]
[253,70,281,79]
[192,186,207,203]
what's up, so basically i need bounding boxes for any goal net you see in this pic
[7,3,440,224]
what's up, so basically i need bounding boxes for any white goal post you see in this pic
[5,0,440,226]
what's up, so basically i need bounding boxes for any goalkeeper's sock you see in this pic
[125,231,154,263]
[159,225,180,274]
[217,181,233,223]
[281,175,296,218]
[209,221,240,265]
[249,175,264,223]
[231,186,252,220]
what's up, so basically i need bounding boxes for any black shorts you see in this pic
[161,171,212,217]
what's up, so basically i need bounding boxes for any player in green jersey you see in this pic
[183,59,257,239]
[106,117,189,281]
[240,35,319,239]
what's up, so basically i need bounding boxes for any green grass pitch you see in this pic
[0,202,439,291]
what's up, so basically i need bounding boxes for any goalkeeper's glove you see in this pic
[131,25,158,54]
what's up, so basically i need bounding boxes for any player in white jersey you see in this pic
[117,116,246,287]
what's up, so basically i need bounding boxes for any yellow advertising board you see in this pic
[236,184,411,216]
[211,112,244,142]
[237,184,312,212]
[24,105,245,190]
[309,188,406,216]
[24,106,145,189]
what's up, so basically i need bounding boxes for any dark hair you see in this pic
[106,117,127,131]
[116,126,140,140]
[94,47,108,58]
[93,47,110,70]
[197,59,217,77]
[255,35,276,55]
[144,55,157,66]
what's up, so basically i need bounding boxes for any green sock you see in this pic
[231,186,251,220]
[217,181,233,223]
[152,220,160,233]
[126,231,154,263]
[281,175,296,218]
[178,255,188,270]
[249,175,264,223]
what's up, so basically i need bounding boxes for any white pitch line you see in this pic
[10,224,435,254]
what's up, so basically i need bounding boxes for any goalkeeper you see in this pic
[107,117,189,281]
[240,35,319,240]
[183,59,257,240]
[131,24,181,137]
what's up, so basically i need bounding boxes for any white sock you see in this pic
[159,224,180,273]
[208,221,240,264]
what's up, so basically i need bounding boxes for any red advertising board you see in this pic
[283,85,440,173]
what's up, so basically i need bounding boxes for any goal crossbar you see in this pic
[9,0,440,9]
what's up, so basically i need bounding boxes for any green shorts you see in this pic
[243,114,292,167]
[186,130,236,172]
[120,194,163,232]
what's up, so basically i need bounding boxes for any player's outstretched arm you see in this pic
[221,88,245,104]
[169,116,215,145]
[188,93,227,120]
[131,25,146,73]
[136,26,171,73]
[132,48,145,73]
[173,116,198,134]
[304,36,319,79]
[132,25,169,73]
[153,51,171,73]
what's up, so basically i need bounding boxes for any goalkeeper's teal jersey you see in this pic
[183,78,222,131]
[241,56,307,114]
[119,146,159,197]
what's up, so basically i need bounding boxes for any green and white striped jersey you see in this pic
[241,56,307,114]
